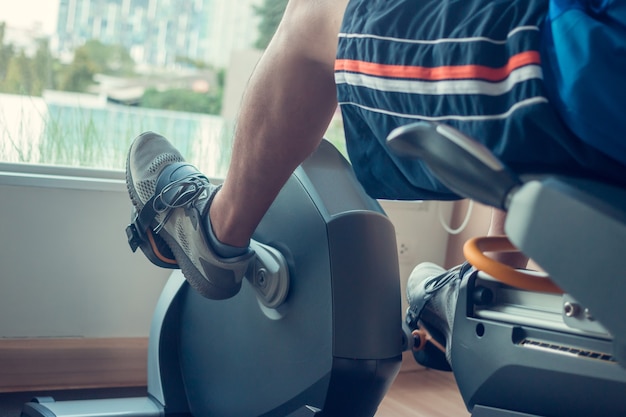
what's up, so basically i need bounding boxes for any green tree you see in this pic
[60,47,97,92]
[80,39,135,76]
[0,25,57,96]
[253,0,288,49]
[31,38,56,94]
[140,65,225,115]
[2,51,34,94]
[0,22,16,81]
[56,39,135,93]
[61,39,135,78]
[141,88,222,114]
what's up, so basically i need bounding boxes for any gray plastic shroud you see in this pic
[452,269,626,417]
[450,176,626,417]
[171,139,402,416]
[505,177,626,366]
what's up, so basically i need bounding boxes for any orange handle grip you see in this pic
[463,236,563,294]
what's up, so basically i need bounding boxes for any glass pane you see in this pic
[0,0,345,177]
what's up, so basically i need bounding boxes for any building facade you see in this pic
[55,0,262,68]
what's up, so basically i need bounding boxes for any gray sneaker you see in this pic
[125,131,255,300]
[406,262,468,371]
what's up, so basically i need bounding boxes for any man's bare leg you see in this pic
[209,0,349,248]
[488,209,529,269]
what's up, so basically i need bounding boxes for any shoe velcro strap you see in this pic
[128,162,209,250]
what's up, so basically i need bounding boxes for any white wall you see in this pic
[379,200,454,314]
[0,163,171,338]
[0,163,453,340]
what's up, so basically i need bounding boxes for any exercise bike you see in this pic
[22,122,626,416]
[21,139,405,417]
[388,122,626,416]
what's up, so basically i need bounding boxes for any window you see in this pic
[0,0,346,177]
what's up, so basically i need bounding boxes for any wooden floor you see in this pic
[376,369,470,417]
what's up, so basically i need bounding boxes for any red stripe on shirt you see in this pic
[334,51,541,82]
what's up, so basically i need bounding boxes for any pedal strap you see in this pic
[126,162,217,269]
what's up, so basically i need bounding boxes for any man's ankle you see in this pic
[205,218,248,258]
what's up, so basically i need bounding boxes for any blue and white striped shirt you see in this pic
[335,0,625,200]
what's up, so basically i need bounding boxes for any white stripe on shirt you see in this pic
[338,96,549,121]
[335,65,543,96]
[337,25,540,45]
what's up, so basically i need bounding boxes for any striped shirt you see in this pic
[335,0,625,200]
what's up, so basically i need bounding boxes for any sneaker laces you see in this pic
[422,268,459,295]
[152,173,211,234]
